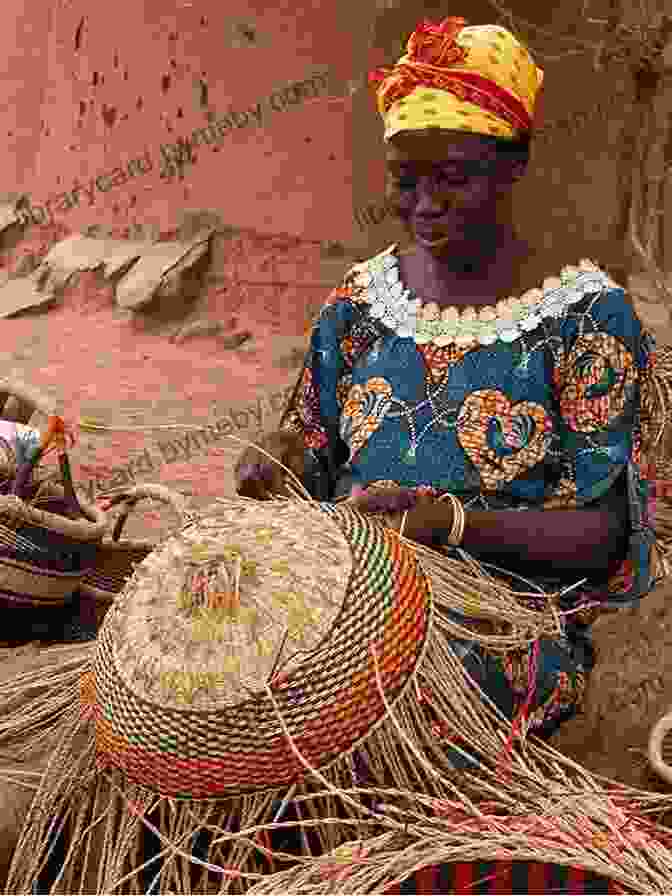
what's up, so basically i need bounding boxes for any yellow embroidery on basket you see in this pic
[160,659,242,701]
[272,590,323,640]
[191,605,258,641]
[256,637,274,657]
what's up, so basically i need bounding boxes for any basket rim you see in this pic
[0,492,107,541]
[648,709,672,785]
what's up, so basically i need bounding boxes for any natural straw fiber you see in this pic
[0,491,107,607]
[0,641,93,889]
[244,776,672,895]
[0,491,595,894]
[241,722,672,895]
[79,483,189,623]
[0,377,56,429]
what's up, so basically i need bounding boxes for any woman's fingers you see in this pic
[346,488,418,514]
[235,457,285,499]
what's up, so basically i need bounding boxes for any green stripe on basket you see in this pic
[159,735,178,753]
[340,514,396,613]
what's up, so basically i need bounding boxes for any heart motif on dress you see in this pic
[457,389,553,491]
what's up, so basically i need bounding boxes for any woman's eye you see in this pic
[438,173,469,186]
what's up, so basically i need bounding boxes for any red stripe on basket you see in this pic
[489,861,513,893]
[453,861,475,893]
[414,865,439,893]
[567,865,585,892]
[527,862,549,892]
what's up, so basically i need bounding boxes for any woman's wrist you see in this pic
[403,498,459,548]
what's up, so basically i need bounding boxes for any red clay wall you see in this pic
[4,0,355,245]
[0,0,661,308]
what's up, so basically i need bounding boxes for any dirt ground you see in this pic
[551,573,672,794]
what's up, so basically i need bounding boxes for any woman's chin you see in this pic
[413,232,456,253]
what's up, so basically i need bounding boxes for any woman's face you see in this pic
[385,130,526,255]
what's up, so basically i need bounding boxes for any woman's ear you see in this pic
[510,157,528,183]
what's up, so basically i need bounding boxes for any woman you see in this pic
[236,17,660,740]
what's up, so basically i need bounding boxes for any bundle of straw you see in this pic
[245,737,672,895]
[0,486,593,895]
[0,641,93,890]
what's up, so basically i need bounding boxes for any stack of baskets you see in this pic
[0,378,190,640]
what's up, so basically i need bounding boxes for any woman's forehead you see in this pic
[385,129,499,165]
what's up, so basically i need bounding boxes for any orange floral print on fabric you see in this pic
[418,343,476,384]
[554,333,636,433]
[340,377,394,461]
[286,367,328,451]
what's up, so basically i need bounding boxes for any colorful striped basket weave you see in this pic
[382,859,625,893]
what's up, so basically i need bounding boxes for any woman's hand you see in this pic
[345,487,449,545]
[344,486,421,515]
[235,431,305,500]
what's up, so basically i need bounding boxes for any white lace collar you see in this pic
[350,245,619,347]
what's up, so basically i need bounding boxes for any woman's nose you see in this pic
[414,177,450,215]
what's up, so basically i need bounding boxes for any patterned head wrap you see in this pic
[369,17,544,142]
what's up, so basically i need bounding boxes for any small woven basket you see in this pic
[0,377,56,428]
[0,381,107,608]
[0,489,107,608]
[79,483,189,623]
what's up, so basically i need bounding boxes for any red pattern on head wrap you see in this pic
[369,17,533,135]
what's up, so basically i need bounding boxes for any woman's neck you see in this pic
[399,229,536,308]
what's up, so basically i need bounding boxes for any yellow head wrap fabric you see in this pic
[369,17,544,142]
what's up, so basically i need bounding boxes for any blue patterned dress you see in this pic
[280,245,662,740]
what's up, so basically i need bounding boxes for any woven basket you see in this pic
[89,497,432,797]
[648,709,672,786]
[0,386,107,607]
[382,859,626,894]
[0,490,107,607]
[0,377,56,428]
[79,483,189,622]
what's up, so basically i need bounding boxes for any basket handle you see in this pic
[0,378,56,424]
[648,709,672,785]
[103,483,190,541]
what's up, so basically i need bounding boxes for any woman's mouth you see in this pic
[413,221,443,239]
